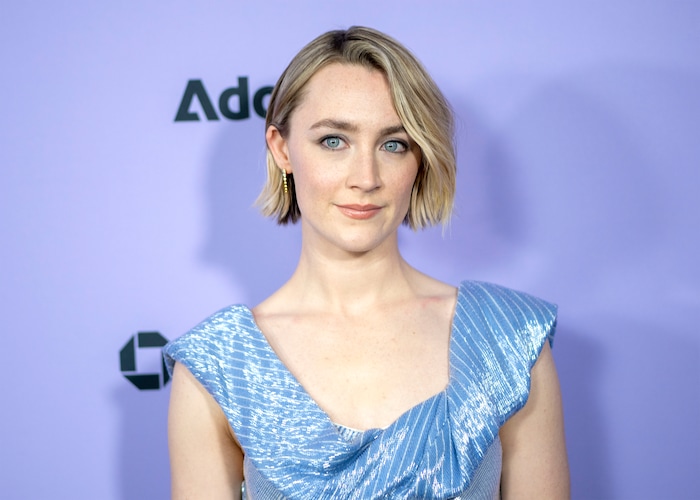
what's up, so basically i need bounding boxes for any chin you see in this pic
[336,233,396,255]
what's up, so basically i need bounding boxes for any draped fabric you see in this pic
[164,281,557,499]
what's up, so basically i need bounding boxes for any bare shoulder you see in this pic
[408,270,456,295]
[406,272,458,313]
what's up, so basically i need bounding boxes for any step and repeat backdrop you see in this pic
[2,2,698,498]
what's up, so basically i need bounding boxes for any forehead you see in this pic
[291,63,400,129]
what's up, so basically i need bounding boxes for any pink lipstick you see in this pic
[336,204,382,220]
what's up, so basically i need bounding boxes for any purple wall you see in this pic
[1,2,698,498]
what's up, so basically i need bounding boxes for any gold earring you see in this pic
[281,169,288,194]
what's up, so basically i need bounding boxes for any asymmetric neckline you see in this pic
[163,279,558,498]
[237,287,460,434]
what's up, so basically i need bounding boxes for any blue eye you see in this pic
[322,136,343,149]
[383,140,407,153]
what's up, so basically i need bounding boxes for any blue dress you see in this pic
[163,281,557,499]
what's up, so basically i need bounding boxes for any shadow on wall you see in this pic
[554,326,612,499]
[501,64,699,308]
[114,383,171,499]
[397,94,531,285]
[199,120,300,307]
[484,64,699,498]
[567,310,700,499]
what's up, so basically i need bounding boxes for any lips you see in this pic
[336,204,383,220]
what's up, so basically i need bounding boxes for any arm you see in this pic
[168,361,244,499]
[499,342,570,499]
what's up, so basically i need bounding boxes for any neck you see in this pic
[283,238,419,316]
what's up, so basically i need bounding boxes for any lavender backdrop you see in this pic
[1,2,698,498]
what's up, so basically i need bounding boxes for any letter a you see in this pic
[174,80,219,122]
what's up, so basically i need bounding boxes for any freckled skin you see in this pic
[274,63,421,258]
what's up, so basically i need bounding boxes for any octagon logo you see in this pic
[120,331,170,390]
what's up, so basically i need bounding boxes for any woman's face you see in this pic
[267,63,421,256]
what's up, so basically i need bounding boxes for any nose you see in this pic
[347,148,382,192]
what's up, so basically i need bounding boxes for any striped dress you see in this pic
[164,281,557,499]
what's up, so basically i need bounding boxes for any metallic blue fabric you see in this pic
[164,281,557,499]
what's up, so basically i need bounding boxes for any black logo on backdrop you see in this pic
[175,77,273,121]
[120,331,170,390]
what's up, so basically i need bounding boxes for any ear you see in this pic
[266,125,292,174]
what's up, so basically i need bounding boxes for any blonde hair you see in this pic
[256,26,456,229]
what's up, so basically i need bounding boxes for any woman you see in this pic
[165,26,569,499]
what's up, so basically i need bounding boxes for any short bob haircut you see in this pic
[256,26,456,229]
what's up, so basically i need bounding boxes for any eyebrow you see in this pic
[309,119,406,137]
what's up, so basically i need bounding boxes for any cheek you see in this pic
[399,164,420,211]
[288,150,338,207]
[396,160,420,196]
[401,175,418,204]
